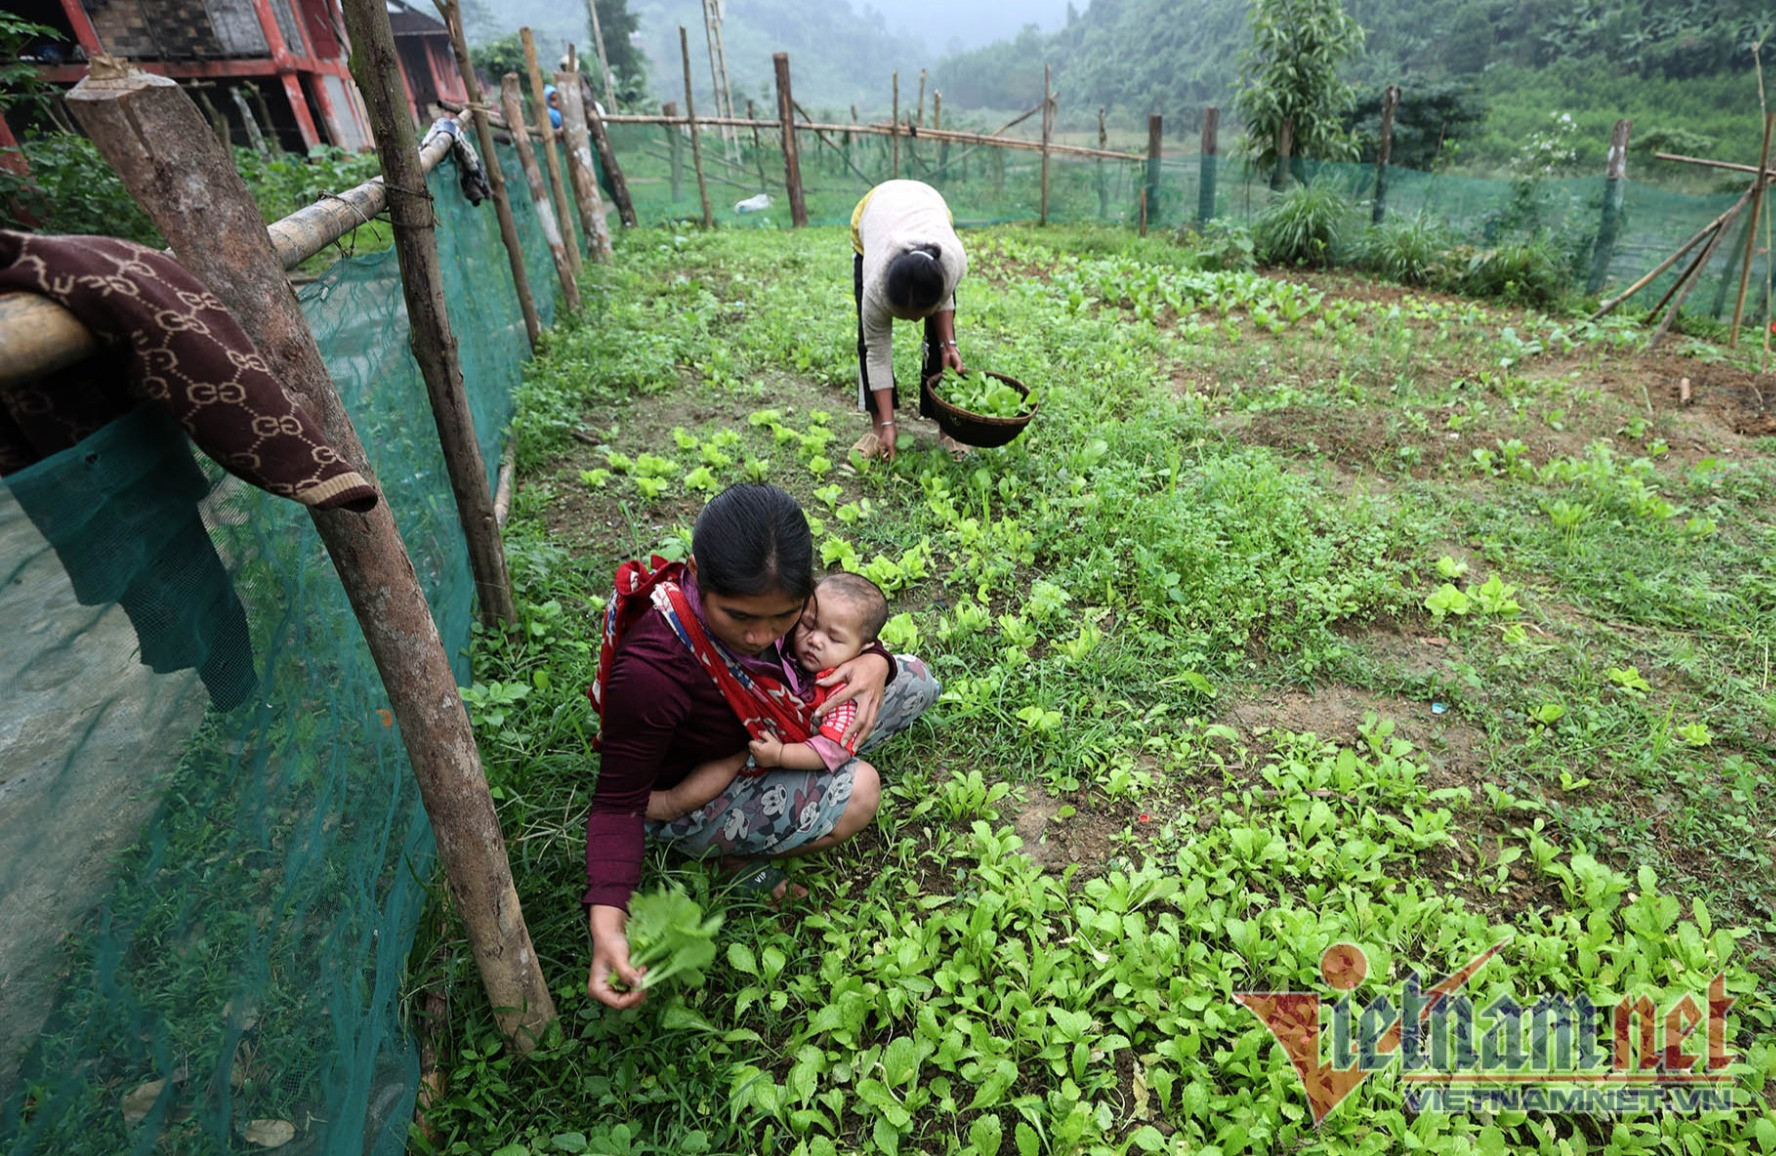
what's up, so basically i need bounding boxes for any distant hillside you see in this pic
[629,0,929,114]
[929,0,1772,173]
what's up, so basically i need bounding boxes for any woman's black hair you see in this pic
[885,245,946,314]
[692,483,814,600]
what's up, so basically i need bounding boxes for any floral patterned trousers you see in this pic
[644,656,939,860]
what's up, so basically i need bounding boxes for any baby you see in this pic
[750,571,889,770]
[644,572,887,821]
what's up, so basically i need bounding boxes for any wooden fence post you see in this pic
[663,100,683,200]
[435,0,540,349]
[1198,106,1218,225]
[935,91,947,175]
[501,74,581,311]
[556,69,613,261]
[891,72,900,179]
[521,28,581,273]
[1372,84,1399,226]
[678,26,712,229]
[1040,64,1052,226]
[1096,107,1108,218]
[580,77,637,227]
[1730,112,1772,342]
[774,52,808,227]
[340,0,517,630]
[65,60,558,1052]
[1586,117,1634,294]
[1144,113,1162,233]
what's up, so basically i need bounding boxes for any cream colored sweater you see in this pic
[852,180,967,396]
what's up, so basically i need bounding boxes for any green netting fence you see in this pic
[0,142,553,1156]
[603,120,1768,320]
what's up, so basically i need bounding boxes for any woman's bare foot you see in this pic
[937,432,973,460]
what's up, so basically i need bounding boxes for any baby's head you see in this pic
[794,572,888,671]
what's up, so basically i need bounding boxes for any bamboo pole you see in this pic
[65,59,557,1052]
[774,52,807,226]
[1653,152,1776,177]
[891,72,900,178]
[1731,111,1775,345]
[579,75,637,227]
[341,0,517,630]
[916,68,926,128]
[746,97,768,189]
[678,26,713,229]
[434,0,540,348]
[700,0,734,159]
[794,98,874,186]
[1198,106,1219,225]
[500,74,581,310]
[585,0,615,107]
[1588,193,1746,320]
[1648,199,1744,349]
[556,69,613,261]
[935,91,947,175]
[1372,85,1399,226]
[522,28,581,273]
[1040,64,1052,226]
[662,100,683,200]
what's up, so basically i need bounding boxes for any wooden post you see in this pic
[1096,107,1108,218]
[1040,64,1052,226]
[340,0,518,630]
[522,28,581,273]
[774,52,808,227]
[1731,112,1774,344]
[700,0,734,159]
[1587,118,1634,294]
[891,72,900,179]
[746,97,768,189]
[935,91,947,175]
[663,100,683,200]
[679,26,713,229]
[1273,117,1293,190]
[501,74,581,310]
[436,0,540,348]
[1144,113,1162,230]
[917,69,927,128]
[581,76,637,227]
[585,0,615,107]
[848,104,857,175]
[1372,84,1399,226]
[65,60,557,1052]
[556,69,613,261]
[1199,106,1219,225]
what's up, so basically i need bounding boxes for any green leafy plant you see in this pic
[1253,181,1351,267]
[623,887,723,991]
[934,368,1034,418]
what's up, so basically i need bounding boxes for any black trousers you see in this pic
[854,252,941,419]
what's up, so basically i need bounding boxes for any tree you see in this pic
[1233,0,1366,174]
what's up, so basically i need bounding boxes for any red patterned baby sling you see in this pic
[586,557,817,755]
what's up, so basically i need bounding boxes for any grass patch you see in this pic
[413,225,1776,1155]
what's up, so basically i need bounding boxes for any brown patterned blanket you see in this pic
[0,229,377,512]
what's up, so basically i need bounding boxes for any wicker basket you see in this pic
[921,371,1038,449]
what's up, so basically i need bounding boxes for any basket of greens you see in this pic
[922,368,1039,448]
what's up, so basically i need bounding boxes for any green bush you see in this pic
[0,134,161,245]
[1355,212,1453,286]
[1176,219,1257,272]
[1253,180,1351,267]
[1457,237,1570,307]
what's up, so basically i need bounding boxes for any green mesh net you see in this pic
[0,143,552,1156]
[605,122,1770,317]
